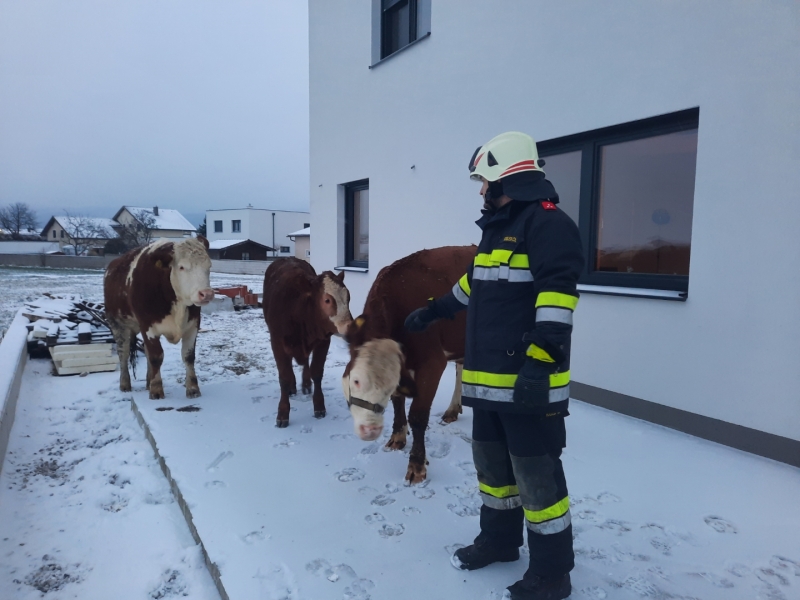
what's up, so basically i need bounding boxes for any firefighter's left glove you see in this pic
[513,358,553,408]
[404,303,440,333]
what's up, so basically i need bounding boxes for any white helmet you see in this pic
[469,131,544,181]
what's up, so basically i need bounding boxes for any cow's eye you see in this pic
[179,266,185,270]
[325,298,331,304]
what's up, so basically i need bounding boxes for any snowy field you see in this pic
[1,268,799,599]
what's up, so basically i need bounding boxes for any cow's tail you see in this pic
[129,337,139,379]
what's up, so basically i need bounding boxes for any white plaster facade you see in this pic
[309,1,800,443]
[205,208,310,257]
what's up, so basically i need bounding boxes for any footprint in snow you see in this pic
[427,439,452,459]
[336,468,365,482]
[597,519,632,535]
[273,438,298,449]
[242,529,268,544]
[725,563,751,578]
[300,426,313,434]
[756,567,790,587]
[204,480,227,489]
[371,495,395,507]
[447,502,480,517]
[413,488,435,500]
[649,537,672,555]
[595,491,621,504]
[206,451,234,472]
[358,486,378,495]
[580,586,608,599]
[343,577,375,600]
[618,575,661,597]
[305,559,357,581]
[384,482,401,494]
[694,572,735,589]
[445,543,465,555]
[378,523,404,538]
[454,460,477,477]
[251,396,264,404]
[704,515,737,534]
[365,512,386,525]
[445,484,474,499]
[331,433,351,440]
[770,555,800,576]
[575,546,609,561]
[360,442,382,455]
[402,506,421,516]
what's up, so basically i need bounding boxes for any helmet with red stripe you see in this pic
[468,131,544,182]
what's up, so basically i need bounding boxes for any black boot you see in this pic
[506,573,571,600]
[451,538,519,571]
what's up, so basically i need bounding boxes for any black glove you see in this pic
[513,358,554,408]
[404,306,440,333]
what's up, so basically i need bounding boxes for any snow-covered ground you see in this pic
[1,269,799,599]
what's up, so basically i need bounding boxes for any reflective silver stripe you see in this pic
[526,509,572,535]
[473,266,534,283]
[480,491,522,510]
[452,281,470,305]
[463,383,570,404]
[507,269,534,283]
[535,306,573,325]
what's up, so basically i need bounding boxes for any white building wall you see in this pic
[309,0,800,441]
[206,208,310,257]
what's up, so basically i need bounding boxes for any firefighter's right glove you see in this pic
[513,358,553,408]
[404,304,440,333]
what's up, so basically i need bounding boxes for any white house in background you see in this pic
[309,1,800,466]
[205,207,310,258]
[40,216,119,254]
[112,206,196,239]
[287,227,310,262]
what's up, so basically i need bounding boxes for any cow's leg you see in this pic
[181,323,201,399]
[272,339,293,427]
[110,320,132,392]
[386,394,409,450]
[309,337,330,419]
[301,359,312,395]
[143,336,166,400]
[442,362,464,424]
[406,358,447,483]
[144,343,153,390]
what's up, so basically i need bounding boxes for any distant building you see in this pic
[205,207,309,258]
[40,216,118,255]
[112,206,196,239]
[287,227,310,262]
[207,239,275,261]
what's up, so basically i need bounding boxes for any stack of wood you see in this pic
[23,294,120,375]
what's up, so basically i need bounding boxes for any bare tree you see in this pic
[60,212,113,256]
[117,208,158,249]
[0,202,38,237]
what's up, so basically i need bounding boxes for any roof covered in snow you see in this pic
[208,239,274,251]
[42,216,119,239]
[113,206,196,232]
[287,226,310,237]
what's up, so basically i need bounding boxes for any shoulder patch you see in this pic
[503,236,517,243]
[541,201,557,211]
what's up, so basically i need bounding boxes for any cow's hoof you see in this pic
[385,434,407,451]
[405,462,427,484]
[149,390,165,400]
[276,419,289,428]
[186,389,201,399]
[313,410,326,419]
[119,383,132,393]
[441,409,461,424]
[302,383,313,395]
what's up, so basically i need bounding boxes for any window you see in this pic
[539,108,699,293]
[60,230,64,238]
[52,230,56,238]
[345,179,369,268]
[371,0,430,65]
[241,252,250,261]
[214,220,222,233]
[232,220,241,233]
[280,246,290,253]
[303,223,310,228]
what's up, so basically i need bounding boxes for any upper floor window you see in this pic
[345,179,369,268]
[539,108,699,294]
[60,230,65,238]
[371,0,430,66]
[214,220,223,233]
[232,220,241,233]
[52,230,56,238]
[280,246,291,253]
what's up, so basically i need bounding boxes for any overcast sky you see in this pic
[0,0,309,230]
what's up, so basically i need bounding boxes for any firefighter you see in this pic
[405,131,583,600]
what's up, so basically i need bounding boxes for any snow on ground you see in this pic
[1,268,799,599]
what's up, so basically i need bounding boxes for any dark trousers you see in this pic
[472,408,574,578]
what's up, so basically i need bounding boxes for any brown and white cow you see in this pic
[104,237,214,399]
[343,246,471,483]
[262,257,352,427]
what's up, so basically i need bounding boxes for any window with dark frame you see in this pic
[344,179,369,268]
[538,108,699,294]
[381,0,417,59]
[214,220,222,233]
[241,252,250,261]
[231,220,241,233]
[280,246,290,253]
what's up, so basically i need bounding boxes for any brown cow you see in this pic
[104,237,215,399]
[262,257,352,427]
[343,246,472,483]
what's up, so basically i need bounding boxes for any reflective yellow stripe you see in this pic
[478,482,519,498]
[463,369,570,389]
[524,496,570,524]
[462,370,517,388]
[526,344,555,363]
[536,292,579,310]
[458,273,471,296]
[509,254,529,268]
[490,248,513,264]
[550,370,570,388]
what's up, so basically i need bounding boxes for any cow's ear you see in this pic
[335,270,345,283]
[197,235,209,250]
[151,248,173,269]
[344,315,366,346]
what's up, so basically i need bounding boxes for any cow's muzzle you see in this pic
[196,288,215,306]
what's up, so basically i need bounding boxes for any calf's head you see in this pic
[342,329,417,441]
[318,270,352,335]
[154,236,214,306]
